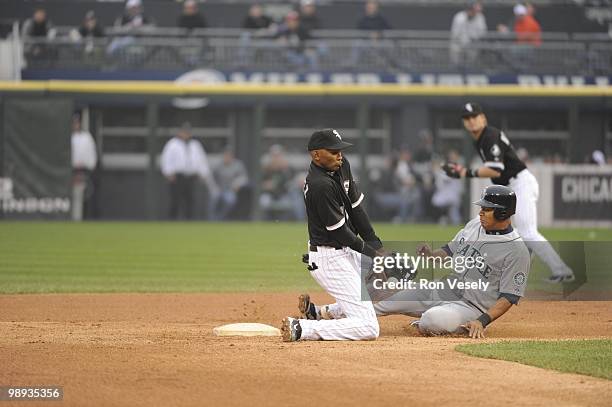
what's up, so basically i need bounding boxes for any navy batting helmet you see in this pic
[473,185,516,220]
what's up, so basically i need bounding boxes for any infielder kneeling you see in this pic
[281,129,394,342]
[300,185,531,339]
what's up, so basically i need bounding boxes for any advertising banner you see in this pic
[1,99,73,219]
[554,173,612,221]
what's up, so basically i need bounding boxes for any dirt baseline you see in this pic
[1,293,611,407]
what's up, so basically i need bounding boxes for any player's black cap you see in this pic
[308,129,353,151]
[461,102,484,118]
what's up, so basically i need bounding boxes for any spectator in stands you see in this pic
[413,129,435,163]
[238,3,277,68]
[210,148,250,220]
[516,147,530,164]
[513,3,541,46]
[71,114,98,221]
[108,0,154,56]
[242,3,274,31]
[115,0,153,29]
[590,150,606,165]
[22,8,56,60]
[259,145,298,220]
[275,11,318,70]
[449,1,487,67]
[78,11,104,39]
[411,130,437,221]
[431,150,464,225]
[177,0,207,31]
[160,122,216,220]
[357,0,391,40]
[22,8,54,39]
[70,11,104,55]
[299,0,321,32]
[394,148,422,223]
[350,1,397,70]
[289,170,307,221]
[371,155,413,223]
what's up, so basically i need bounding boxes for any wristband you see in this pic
[361,242,379,259]
[465,168,478,178]
[477,313,492,327]
[366,237,383,251]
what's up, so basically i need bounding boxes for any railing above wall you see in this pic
[46,26,611,42]
[19,32,612,77]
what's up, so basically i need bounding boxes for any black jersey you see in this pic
[475,126,527,186]
[304,157,364,247]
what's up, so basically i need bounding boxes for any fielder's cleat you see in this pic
[281,317,302,342]
[319,305,333,320]
[298,293,319,320]
[409,320,421,328]
[544,274,576,284]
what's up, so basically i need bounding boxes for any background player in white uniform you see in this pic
[301,185,531,338]
[442,102,574,283]
[281,129,392,342]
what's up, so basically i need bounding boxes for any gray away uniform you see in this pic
[325,218,531,335]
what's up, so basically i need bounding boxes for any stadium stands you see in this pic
[18,28,611,76]
[1,1,611,221]
[0,0,606,77]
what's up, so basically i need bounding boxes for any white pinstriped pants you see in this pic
[510,170,572,276]
[325,285,481,335]
[299,246,379,341]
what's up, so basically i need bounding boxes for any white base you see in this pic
[212,323,281,337]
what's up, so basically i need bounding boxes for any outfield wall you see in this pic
[1,81,611,221]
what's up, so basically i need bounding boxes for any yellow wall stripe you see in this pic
[0,80,610,97]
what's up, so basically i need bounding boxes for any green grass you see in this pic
[456,340,612,380]
[0,222,611,293]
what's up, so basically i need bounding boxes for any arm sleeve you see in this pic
[480,133,505,173]
[499,247,531,298]
[351,205,382,250]
[160,141,176,177]
[445,226,465,255]
[343,159,380,248]
[498,292,521,305]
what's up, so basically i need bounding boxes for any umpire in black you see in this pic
[281,129,387,342]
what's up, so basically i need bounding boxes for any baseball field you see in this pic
[1,222,611,406]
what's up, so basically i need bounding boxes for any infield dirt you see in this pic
[1,293,611,406]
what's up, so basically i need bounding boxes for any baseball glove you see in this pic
[441,162,463,179]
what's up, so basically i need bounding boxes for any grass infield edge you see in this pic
[455,339,612,380]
